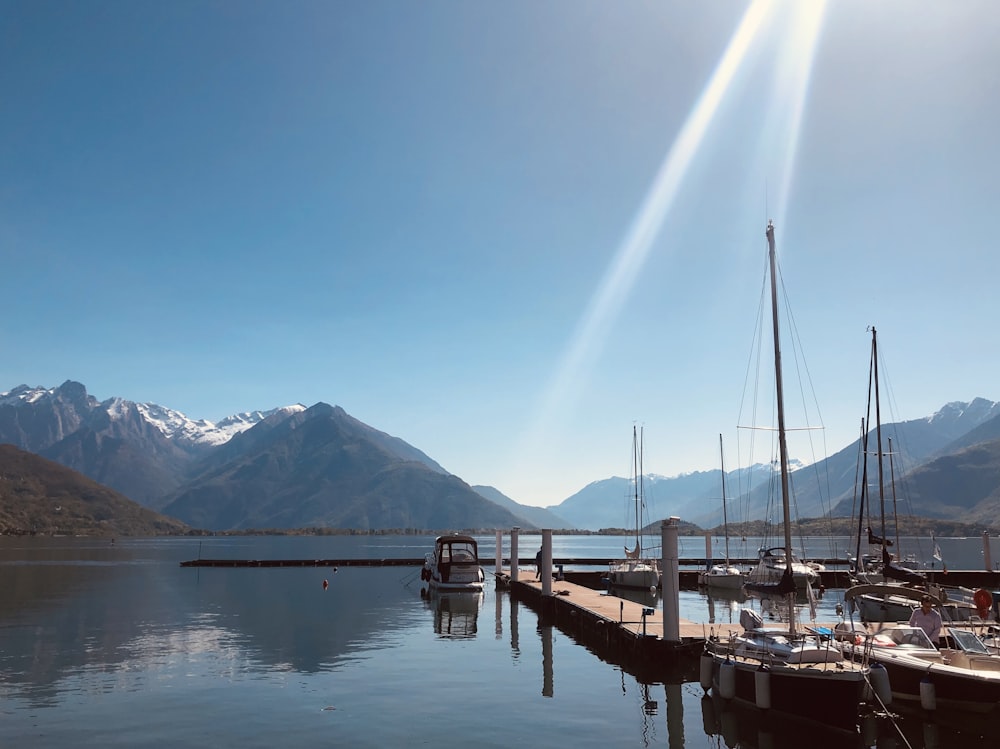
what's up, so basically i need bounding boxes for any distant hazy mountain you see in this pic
[472,485,572,529]
[548,399,1000,530]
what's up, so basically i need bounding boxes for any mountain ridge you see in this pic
[2,381,998,532]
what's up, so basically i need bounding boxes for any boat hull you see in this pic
[699,569,746,591]
[842,643,1000,717]
[607,562,660,591]
[707,648,864,732]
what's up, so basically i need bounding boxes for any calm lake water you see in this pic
[0,534,995,748]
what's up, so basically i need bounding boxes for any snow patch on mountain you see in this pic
[0,384,54,406]
[134,402,306,445]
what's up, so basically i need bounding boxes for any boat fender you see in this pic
[919,675,936,711]
[754,665,771,711]
[700,652,714,692]
[322,579,329,590]
[719,659,736,701]
[869,662,892,707]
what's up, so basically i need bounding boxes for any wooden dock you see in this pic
[506,573,746,642]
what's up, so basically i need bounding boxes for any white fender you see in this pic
[700,652,714,692]
[869,662,892,707]
[754,666,771,710]
[920,675,936,711]
[719,659,736,700]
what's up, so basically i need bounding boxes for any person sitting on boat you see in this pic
[908,594,943,645]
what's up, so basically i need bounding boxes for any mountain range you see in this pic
[2,381,1000,533]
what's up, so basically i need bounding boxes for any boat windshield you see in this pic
[950,628,991,654]
[877,627,935,649]
[440,541,478,563]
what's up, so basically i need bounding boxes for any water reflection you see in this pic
[0,553,429,708]
[422,589,482,639]
[699,692,864,749]
[608,584,661,608]
[705,588,746,625]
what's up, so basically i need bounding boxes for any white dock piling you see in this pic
[662,517,681,642]
[510,527,520,582]
[495,530,502,580]
[541,529,553,596]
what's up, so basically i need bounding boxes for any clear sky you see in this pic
[2,1,998,508]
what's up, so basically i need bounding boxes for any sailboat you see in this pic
[698,434,745,591]
[702,221,869,733]
[607,426,661,591]
[846,328,978,623]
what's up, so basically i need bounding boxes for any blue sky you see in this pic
[2,1,998,508]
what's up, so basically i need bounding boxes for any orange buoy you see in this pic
[974,588,993,619]
[322,579,329,590]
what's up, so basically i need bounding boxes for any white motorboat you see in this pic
[838,621,1000,730]
[421,533,485,591]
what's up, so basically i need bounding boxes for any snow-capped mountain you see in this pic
[133,401,306,447]
[1,383,305,449]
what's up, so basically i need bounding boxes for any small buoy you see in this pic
[920,675,936,711]
[719,659,736,700]
[322,579,329,590]
[754,665,771,710]
[700,652,714,692]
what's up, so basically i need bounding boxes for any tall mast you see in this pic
[853,417,867,572]
[720,433,730,566]
[765,220,796,635]
[633,425,641,554]
[888,436,899,550]
[872,327,888,554]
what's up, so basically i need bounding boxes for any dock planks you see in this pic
[506,573,747,644]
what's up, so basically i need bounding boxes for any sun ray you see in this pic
[768,2,828,234]
[512,0,776,483]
